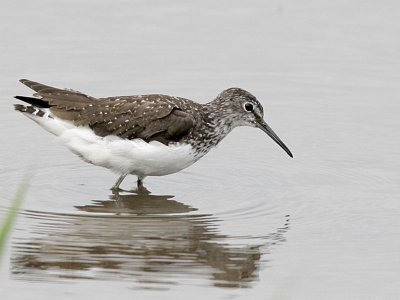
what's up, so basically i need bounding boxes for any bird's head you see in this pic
[215,88,293,158]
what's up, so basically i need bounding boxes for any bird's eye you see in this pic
[244,102,254,112]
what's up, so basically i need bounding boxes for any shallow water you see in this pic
[1,0,400,299]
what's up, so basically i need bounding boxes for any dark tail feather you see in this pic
[14,103,27,112]
[14,95,50,108]
[14,104,48,118]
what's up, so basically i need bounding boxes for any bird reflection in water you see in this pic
[11,192,290,288]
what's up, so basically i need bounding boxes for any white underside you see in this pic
[23,110,197,176]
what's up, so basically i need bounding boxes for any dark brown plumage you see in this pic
[16,79,199,144]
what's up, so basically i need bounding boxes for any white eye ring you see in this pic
[244,102,254,112]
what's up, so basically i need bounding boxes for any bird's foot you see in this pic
[110,185,122,195]
[135,184,151,195]
[111,173,128,194]
[110,184,150,195]
[135,176,150,194]
[110,175,149,195]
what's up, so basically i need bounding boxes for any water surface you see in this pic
[1,0,399,299]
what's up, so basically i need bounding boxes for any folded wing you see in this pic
[16,79,197,144]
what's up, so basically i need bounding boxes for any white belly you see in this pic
[60,127,196,176]
[25,111,197,176]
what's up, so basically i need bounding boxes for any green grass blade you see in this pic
[0,176,31,260]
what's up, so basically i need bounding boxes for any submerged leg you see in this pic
[137,175,145,188]
[111,173,128,193]
[136,175,150,194]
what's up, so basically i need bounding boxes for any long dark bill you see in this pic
[257,121,293,158]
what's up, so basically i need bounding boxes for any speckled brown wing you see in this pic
[18,79,197,144]
[87,96,197,143]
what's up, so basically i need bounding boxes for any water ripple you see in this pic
[10,192,290,289]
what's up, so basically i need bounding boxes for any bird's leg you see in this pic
[111,172,128,194]
[137,175,145,188]
[137,175,144,187]
[136,175,150,194]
